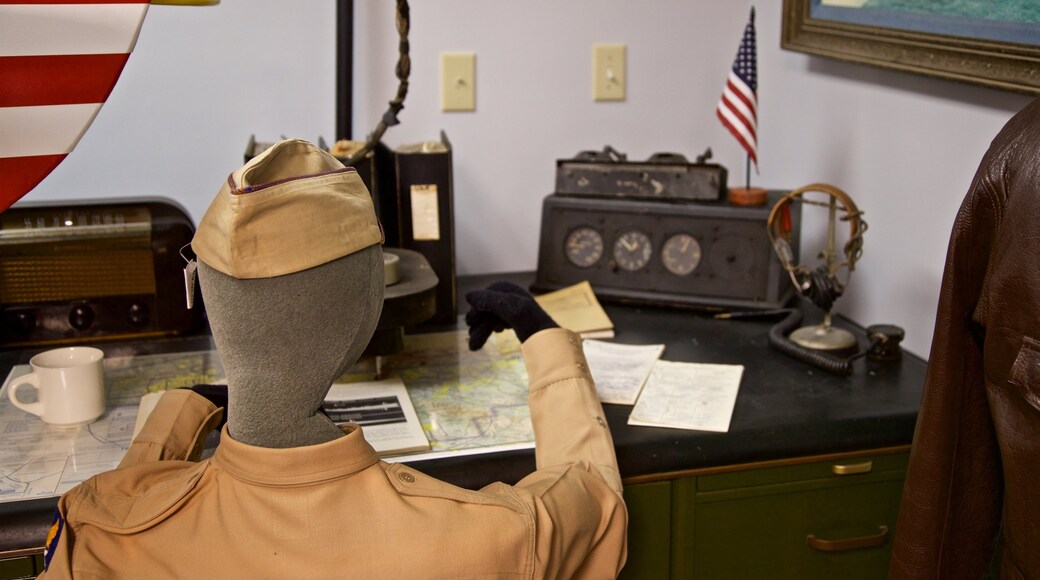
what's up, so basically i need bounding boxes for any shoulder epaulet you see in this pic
[66,460,209,532]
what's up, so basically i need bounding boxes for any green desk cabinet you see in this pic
[620,449,908,580]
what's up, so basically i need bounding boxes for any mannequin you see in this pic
[38,139,627,579]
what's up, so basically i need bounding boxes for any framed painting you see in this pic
[781,0,1040,95]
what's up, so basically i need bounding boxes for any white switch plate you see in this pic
[441,52,476,111]
[593,43,626,101]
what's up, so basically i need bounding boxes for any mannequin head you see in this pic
[192,139,384,448]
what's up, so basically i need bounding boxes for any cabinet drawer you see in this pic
[697,452,908,493]
[687,477,903,579]
[670,452,908,580]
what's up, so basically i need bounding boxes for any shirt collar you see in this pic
[213,424,380,486]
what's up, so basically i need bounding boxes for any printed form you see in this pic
[582,339,665,405]
[628,360,744,433]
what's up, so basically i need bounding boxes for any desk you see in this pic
[0,272,925,578]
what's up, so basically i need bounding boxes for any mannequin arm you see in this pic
[117,390,223,468]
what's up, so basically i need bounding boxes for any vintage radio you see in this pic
[1,198,204,347]
[534,192,800,311]
[555,146,728,202]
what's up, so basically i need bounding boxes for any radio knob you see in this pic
[69,304,95,331]
[6,311,36,336]
[127,303,149,326]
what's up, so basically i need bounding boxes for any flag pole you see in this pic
[746,5,754,192]
[745,155,751,190]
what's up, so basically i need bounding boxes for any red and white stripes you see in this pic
[0,0,149,211]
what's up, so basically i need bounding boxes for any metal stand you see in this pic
[790,196,856,352]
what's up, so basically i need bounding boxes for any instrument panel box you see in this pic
[534,192,800,311]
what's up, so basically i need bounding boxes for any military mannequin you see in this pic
[39,140,628,579]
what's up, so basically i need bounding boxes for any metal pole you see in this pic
[335,0,355,140]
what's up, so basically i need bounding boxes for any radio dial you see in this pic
[127,303,149,326]
[6,311,36,336]
[69,304,95,331]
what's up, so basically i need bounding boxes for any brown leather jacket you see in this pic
[890,97,1040,580]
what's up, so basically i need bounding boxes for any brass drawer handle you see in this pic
[832,460,872,475]
[806,525,889,552]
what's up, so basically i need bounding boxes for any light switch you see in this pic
[441,52,476,111]
[593,43,626,101]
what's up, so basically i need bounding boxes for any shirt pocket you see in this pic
[1008,335,1040,412]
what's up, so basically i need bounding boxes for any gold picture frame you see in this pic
[781,0,1040,95]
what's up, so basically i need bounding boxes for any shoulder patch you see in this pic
[44,508,64,571]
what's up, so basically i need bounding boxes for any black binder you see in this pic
[393,131,456,325]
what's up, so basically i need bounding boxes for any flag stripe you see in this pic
[717,108,757,163]
[724,74,757,122]
[0,4,149,57]
[719,102,756,146]
[0,154,67,212]
[0,54,130,107]
[720,90,756,134]
[0,103,103,158]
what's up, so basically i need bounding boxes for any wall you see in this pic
[23,1,1035,358]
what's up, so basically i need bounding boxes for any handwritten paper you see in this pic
[534,281,614,338]
[583,340,665,405]
[628,360,744,432]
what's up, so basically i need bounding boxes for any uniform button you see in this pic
[596,416,606,428]
[576,363,585,371]
[398,472,415,483]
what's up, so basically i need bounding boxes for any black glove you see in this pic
[465,281,558,350]
[179,384,228,429]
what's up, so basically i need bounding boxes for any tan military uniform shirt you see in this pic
[39,328,627,579]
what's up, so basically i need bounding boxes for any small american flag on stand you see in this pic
[716,7,758,174]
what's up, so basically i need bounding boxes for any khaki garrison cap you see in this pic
[192,139,383,279]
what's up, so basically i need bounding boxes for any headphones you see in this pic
[766,183,867,312]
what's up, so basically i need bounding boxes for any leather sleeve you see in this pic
[516,328,628,578]
[117,390,223,468]
[890,98,1040,577]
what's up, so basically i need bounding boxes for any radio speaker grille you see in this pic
[0,246,156,304]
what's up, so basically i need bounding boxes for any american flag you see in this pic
[716,8,758,170]
[0,1,152,213]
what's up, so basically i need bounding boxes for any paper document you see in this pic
[583,340,665,405]
[324,378,431,456]
[133,392,164,439]
[628,360,744,432]
[534,281,614,338]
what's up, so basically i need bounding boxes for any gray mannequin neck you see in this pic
[198,246,384,448]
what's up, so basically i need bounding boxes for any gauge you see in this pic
[661,233,702,275]
[612,230,653,271]
[565,227,604,267]
[709,234,755,279]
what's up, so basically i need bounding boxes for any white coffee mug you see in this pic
[7,347,106,427]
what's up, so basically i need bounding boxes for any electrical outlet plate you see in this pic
[441,52,476,111]
[593,44,626,101]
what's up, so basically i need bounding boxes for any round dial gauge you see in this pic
[661,233,702,276]
[612,230,653,271]
[565,227,604,267]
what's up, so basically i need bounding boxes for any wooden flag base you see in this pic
[727,187,768,207]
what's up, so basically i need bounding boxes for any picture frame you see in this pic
[781,0,1040,95]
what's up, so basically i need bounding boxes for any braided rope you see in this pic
[342,0,410,166]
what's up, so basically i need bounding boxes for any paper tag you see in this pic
[183,259,198,309]
[410,184,440,241]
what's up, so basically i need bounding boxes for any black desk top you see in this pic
[0,272,926,554]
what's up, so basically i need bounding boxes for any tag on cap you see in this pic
[183,259,198,309]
